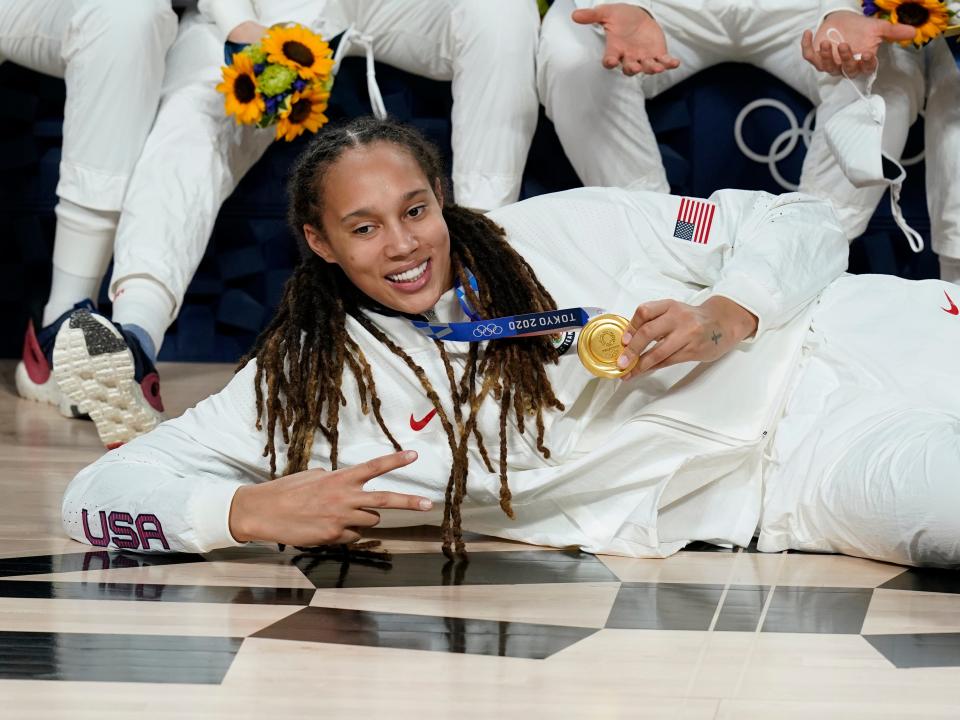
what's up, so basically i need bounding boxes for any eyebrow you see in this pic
[340,188,429,223]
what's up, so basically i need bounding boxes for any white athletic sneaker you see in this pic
[15,299,96,418]
[52,308,166,449]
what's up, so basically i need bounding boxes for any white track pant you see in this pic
[760,274,960,567]
[799,44,924,240]
[537,0,925,240]
[110,0,541,317]
[0,0,177,213]
[328,0,541,211]
[924,39,960,261]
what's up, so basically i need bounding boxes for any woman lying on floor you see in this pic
[60,117,960,567]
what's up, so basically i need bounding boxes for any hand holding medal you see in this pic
[615,297,759,381]
[412,285,635,378]
[412,277,757,380]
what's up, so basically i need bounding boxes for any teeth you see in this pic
[387,261,428,283]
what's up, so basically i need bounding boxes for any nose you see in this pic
[385,222,418,257]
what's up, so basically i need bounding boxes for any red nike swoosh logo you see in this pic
[943,290,959,316]
[410,408,438,431]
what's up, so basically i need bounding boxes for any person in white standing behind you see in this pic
[801,0,960,284]
[29,0,541,449]
[536,1,925,246]
[3,0,176,428]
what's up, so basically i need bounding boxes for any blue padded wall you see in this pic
[0,55,937,362]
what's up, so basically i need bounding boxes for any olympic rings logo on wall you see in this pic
[472,324,504,338]
[734,99,814,192]
[734,98,924,191]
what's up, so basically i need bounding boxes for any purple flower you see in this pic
[253,63,266,75]
[293,78,307,92]
[862,0,879,15]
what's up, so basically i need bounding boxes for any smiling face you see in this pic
[302,141,453,316]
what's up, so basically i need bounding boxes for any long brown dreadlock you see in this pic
[241,117,565,557]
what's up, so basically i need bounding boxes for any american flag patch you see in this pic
[673,197,716,245]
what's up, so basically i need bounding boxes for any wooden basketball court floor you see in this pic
[2,359,960,718]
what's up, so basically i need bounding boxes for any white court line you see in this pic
[681,546,745,704]
[730,550,790,699]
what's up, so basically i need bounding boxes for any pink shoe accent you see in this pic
[140,372,165,413]
[22,320,51,384]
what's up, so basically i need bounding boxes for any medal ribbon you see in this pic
[453,271,483,321]
[412,305,603,342]
[408,273,628,377]
[410,270,602,342]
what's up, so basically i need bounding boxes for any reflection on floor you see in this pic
[3,543,960,680]
[3,360,960,718]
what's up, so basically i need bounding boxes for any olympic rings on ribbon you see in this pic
[472,324,504,338]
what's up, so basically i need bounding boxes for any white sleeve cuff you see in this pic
[817,4,862,30]
[198,0,259,42]
[706,273,777,343]
[188,481,247,552]
[616,0,653,12]
[574,0,654,14]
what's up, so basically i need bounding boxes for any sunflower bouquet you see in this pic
[862,0,959,45]
[217,24,334,141]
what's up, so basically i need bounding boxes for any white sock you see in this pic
[940,256,960,286]
[110,276,176,357]
[43,267,100,326]
[42,199,118,325]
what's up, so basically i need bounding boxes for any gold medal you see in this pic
[577,313,637,379]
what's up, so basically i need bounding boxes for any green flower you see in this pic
[244,44,268,65]
[257,63,297,96]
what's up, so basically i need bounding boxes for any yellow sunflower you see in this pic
[275,86,330,142]
[261,25,334,80]
[216,52,265,125]
[876,0,950,45]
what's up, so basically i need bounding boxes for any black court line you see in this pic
[605,583,873,634]
[0,580,315,605]
[760,586,873,634]
[606,583,725,631]
[0,550,205,578]
[865,633,960,669]
[294,549,619,589]
[0,630,243,683]
[713,585,769,632]
[253,606,597,659]
[879,568,960,595]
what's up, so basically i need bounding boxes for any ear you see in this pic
[433,178,444,209]
[303,224,337,264]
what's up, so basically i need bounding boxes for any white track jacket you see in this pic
[62,188,848,557]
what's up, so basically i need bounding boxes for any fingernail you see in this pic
[621,332,632,344]
[617,354,629,369]
[419,499,433,510]
[405,451,417,461]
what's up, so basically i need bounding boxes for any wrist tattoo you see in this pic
[711,330,722,346]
